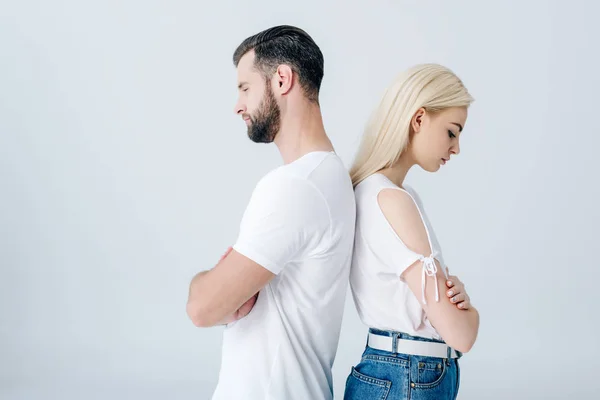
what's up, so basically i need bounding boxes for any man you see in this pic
[185,25,356,399]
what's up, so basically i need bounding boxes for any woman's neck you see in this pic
[378,156,414,188]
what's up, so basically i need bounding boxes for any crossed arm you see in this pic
[186,173,324,328]
[186,247,275,327]
[378,188,480,353]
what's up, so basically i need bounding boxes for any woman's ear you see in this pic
[411,107,426,134]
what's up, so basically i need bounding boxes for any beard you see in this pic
[246,82,281,144]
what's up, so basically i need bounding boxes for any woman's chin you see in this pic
[419,162,441,173]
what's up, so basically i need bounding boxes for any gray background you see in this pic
[1,1,599,399]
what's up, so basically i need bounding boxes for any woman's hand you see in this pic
[445,272,471,310]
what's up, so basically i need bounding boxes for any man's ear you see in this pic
[274,64,294,95]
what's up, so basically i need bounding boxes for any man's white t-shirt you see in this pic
[211,151,356,400]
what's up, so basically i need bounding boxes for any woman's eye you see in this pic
[448,130,456,139]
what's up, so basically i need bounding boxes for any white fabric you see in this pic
[349,173,448,340]
[367,333,458,358]
[212,151,356,400]
[418,251,439,305]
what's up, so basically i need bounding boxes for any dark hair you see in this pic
[233,25,324,103]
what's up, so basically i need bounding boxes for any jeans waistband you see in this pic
[367,328,462,359]
[368,328,444,343]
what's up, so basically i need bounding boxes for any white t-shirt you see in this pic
[212,151,356,400]
[349,173,448,340]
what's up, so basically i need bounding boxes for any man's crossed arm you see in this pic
[186,247,275,327]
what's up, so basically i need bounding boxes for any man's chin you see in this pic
[247,129,275,144]
[248,137,274,144]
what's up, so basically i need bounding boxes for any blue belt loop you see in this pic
[392,332,398,354]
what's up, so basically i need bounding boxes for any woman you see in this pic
[344,64,480,400]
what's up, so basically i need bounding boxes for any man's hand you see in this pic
[218,246,233,262]
[445,270,472,310]
[233,292,259,320]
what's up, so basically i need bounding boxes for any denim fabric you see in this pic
[344,329,460,400]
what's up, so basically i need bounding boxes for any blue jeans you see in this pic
[344,328,461,400]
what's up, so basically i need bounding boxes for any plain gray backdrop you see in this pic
[1,1,599,399]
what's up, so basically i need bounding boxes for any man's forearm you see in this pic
[186,247,264,327]
[187,270,239,326]
[188,270,208,299]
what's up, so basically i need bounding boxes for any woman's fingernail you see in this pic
[447,280,452,286]
[452,296,457,303]
[447,290,453,297]
[458,303,464,308]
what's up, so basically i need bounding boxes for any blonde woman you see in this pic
[344,64,480,400]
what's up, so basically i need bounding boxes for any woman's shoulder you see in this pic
[356,173,401,193]
[399,184,426,209]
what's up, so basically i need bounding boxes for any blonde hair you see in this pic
[350,63,474,187]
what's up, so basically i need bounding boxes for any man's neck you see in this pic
[273,101,334,165]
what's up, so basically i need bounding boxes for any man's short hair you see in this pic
[233,25,324,103]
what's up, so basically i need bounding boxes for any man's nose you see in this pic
[234,101,246,115]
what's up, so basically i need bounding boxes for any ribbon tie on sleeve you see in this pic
[417,251,439,305]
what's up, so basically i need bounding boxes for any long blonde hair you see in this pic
[350,63,474,187]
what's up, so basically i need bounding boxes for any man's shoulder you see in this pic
[246,169,321,216]
[255,167,313,192]
[252,151,352,209]
[255,154,330,191]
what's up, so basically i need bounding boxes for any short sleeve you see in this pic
[233,171,330,274]
[376,186,448,305]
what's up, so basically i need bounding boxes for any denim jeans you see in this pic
[344,328,461,400]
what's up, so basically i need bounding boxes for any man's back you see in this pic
[212,151,356,400]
